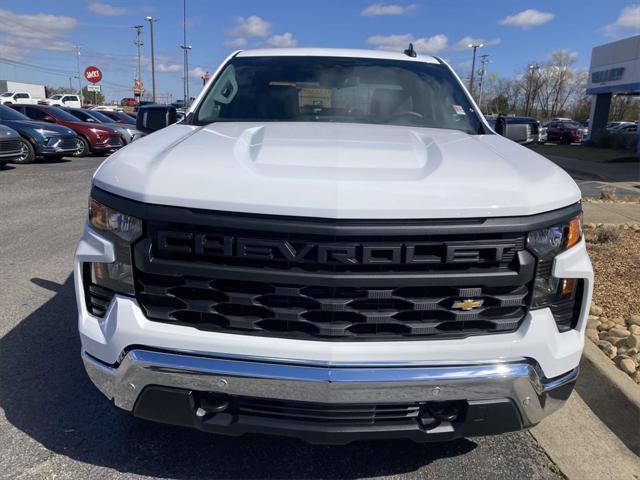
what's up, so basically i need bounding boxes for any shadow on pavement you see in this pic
[1,274,476,479]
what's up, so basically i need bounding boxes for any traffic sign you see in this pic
[84,66,102,83]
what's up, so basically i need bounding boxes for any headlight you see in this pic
[36,128,60,142]
[528,214,582,314]
[86,198,142,297]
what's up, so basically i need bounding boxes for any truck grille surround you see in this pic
[97,193,572,341]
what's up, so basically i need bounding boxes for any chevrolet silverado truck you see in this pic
[75,48,593,444]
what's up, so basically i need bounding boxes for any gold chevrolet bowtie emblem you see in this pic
[452,298,484,311]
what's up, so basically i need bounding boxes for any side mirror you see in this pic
[136,105,177,133]
[43,115,56,123]
[502,124,529,144]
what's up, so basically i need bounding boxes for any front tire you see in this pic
[73,137,90,157]
[13,138,35,164]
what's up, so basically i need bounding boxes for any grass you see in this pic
[527,144,638,163]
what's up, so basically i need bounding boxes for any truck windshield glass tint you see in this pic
[195,56,483,134]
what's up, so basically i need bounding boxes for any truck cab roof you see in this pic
[236,48,440,64]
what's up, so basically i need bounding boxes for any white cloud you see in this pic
[361,3,419,16]
[266,32,297,48]
[190,66,208,78]
[227,15,271,38]
[499,9,554,29]
[224,37,247,48]
[0,9,77,60]
[87,1,130,16]
[601,4,640,37]
[156,63,181,73]
[368,33,448,54]
[452,36,501,51]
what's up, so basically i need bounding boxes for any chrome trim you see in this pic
[82,349,578,427]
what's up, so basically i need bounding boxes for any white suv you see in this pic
[75,48,592,444]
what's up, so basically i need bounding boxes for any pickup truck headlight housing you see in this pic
[86,198,142,299]
[528,215,583,329]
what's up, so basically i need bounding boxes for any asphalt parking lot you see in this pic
[0,157,563,480]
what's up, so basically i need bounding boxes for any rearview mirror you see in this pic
[136,105,177,133]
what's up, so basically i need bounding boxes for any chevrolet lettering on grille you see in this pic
[155,231,515,266]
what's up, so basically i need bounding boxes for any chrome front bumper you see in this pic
[83,349,578,429]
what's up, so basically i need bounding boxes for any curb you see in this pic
[576,340,640,455]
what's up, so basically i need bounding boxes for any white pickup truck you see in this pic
[75,48,592,444]
[42,94,82,108]
[0,91,43,105]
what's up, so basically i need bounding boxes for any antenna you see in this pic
[403,43,417,58]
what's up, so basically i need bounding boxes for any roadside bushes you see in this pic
[591,129,637,151]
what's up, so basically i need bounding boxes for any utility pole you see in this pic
[477,54,489,111]
[181,0,191,107]
[467,43,483,98]
[132,25,144,101]
[525,64,539,117]
[145,16,158,103]
[75,45,83,105]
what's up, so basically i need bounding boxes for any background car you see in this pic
[10,104,123,157]
[62,107,143,144]
[608,123,637,133]
[97,110,136,125]
[606,121,633,131]
[544,120,585,144]
[0,104,79,163]
[0,124,22,169]
[120,98,137,107]
[493,115,541,145]
[41,94,81,108]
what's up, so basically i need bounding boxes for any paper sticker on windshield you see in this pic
[453,105,466,115]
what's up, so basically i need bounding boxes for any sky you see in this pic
[0,1,638,103]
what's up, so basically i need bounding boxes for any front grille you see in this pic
[0,138,21,154]
[132,214,535,341]
[57,137,79,150]
[235,397,423,426]
[106,136,123,146]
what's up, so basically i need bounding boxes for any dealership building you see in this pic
[588,35,640,133]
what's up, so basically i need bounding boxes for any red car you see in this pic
[9,104,123,156]
[120,98,137,107]
[97,110,136,125]
[544,120,585,144]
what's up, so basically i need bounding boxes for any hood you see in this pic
[9,119,76,136]
[93,122,581,219]
[0,124,20,139]
[66,121,119,134]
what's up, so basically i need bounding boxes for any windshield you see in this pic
[50,95,63,100]
[48,106,84,122]
[194,56,483,134]
[0,104,29,120]
[88,110,116,123]
[0,92,13,97]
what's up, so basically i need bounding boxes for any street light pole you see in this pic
[181,0,190,107]
[525,64,539,117]
[145,16,157,103]
[181,45,192,107]
[132,25,144,100]
[477,54,489,111]
[467,43,483,98]
[75,45,83,105]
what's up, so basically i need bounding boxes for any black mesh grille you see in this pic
[58,138,79,150]
[235,397,422,425]
[106,136,123,146]
[0,138,21,153]
[133,217,534,340]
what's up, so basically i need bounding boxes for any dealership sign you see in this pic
[84,66,102,84]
